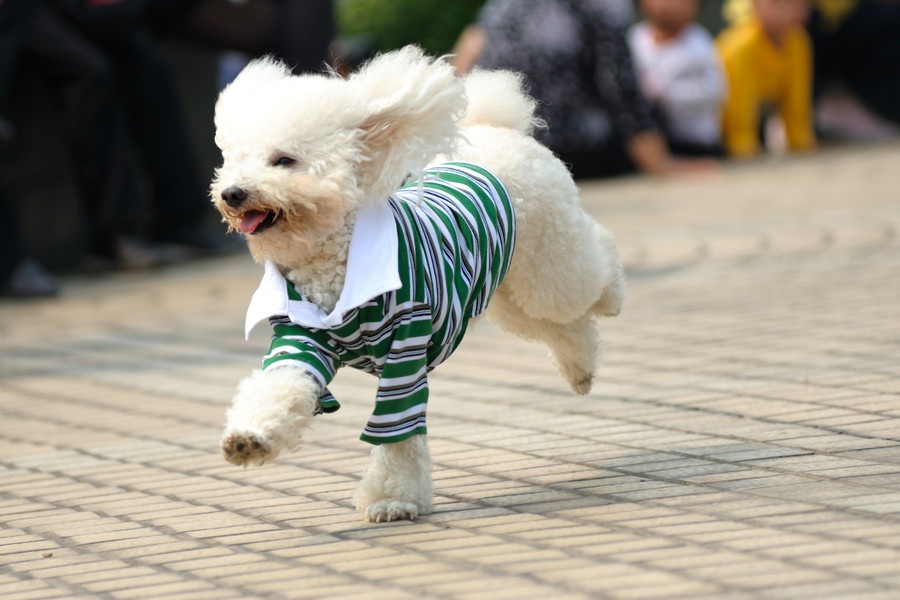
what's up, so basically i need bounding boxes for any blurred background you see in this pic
[1,0,896,294]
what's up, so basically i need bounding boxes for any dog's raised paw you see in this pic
[364,500,419,523]
[221,431,274,466]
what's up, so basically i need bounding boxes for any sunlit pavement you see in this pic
[2,143,899,599]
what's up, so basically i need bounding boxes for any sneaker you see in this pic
[1,258,58,299]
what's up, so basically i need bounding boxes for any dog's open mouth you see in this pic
[239,210,280,235]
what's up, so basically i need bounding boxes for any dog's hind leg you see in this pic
[487,291,599,395]
[590,224,626,318]
[221,367,319,466]
[354,435,433,522]
[590,268,626,320]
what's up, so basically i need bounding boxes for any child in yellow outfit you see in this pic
[717,0,816,157]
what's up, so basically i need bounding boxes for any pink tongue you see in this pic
[240,211,268,234]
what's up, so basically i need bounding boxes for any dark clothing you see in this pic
[0,0,34,102]
[0,1,43,278]
[84,26,210,239]
[22,4,142,253]
[277,0,335,73]
[808,0,900,125]
[161,0,335,74]
[20,1,212,252]
[0,181,27,281]
[476,0,657,178]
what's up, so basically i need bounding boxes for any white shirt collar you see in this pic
[244,200,401,338]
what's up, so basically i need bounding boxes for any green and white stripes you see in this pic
[262,162,515,444]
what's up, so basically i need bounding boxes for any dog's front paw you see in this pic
[221,368,320,467]
[364,500,420,523]
[221,430,276,466]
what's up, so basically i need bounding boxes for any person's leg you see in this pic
[24,5,142,257]
[0,0,33,277]
[0,180,57,297]
[0,0,36,103]
[0,180,27,282]
[107,28,215,243]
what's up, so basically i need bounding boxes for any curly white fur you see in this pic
[213,46,625,522]
[221,368,318,466]
[354,436,433,522]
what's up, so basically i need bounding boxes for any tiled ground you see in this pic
[1,143,899,599]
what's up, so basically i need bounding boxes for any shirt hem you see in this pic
[359,427,427,446]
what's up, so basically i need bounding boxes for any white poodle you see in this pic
[211,46,625,522]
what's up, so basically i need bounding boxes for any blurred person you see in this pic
[2,0,192,269]
[0,181,58,298]
[453,0,717,179]
[0,127,57,298]
[46,0,235,255]
[151,0,335,75]
[807,0,900,140]
[7,0,333,270]
[717,0,816,157]
[0,0,57,297]
[629,0,726,157]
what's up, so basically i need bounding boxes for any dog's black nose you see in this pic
[221,186,248,208]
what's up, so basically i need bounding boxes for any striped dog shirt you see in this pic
[244,162,516,444]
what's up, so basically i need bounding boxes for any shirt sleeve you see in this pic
[779,29,816,152]
[263,321,342,412]
[360,302,433,445]
[718,37,762,157]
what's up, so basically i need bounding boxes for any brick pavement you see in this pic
[1,143,899,599]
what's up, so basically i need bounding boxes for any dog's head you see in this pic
[210,46,466,267]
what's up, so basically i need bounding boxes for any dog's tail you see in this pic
[462,69,544,137]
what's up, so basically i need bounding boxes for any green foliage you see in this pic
[336,0,487,55]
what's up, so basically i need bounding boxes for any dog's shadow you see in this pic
[419,443,782,524]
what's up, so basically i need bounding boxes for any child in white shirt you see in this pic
[629,0,726,155]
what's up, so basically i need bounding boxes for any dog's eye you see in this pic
[273,156,296,167]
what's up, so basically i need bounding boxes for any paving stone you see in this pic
[1,144,900,598]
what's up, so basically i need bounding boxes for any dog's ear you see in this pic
[349,46,466,203]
